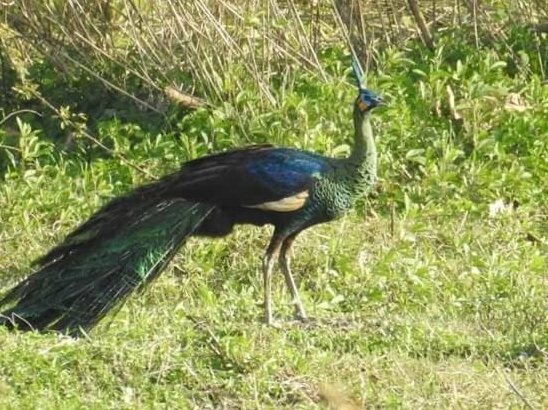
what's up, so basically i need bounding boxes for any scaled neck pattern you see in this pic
[347,105,378,195]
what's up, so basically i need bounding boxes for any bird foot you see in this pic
[293,304,308,322]
[294,312,308,322]
[294,316,318,329]
[264,317,283,329]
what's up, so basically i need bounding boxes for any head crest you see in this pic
[350,56,385,113]
[351,57,365,90]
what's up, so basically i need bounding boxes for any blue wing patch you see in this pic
[245,149,327,197]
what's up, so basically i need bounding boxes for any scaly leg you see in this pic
[279,233,307,321]
[263,235,283,326]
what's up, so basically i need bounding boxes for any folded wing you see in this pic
[165,145,329,211]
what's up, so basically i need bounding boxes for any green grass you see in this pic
[0,35,547,408]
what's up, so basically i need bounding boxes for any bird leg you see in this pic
[262,235,283,326]
[279,234,307,321]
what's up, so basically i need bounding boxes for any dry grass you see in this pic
[0,1,546,408]
[2,0,546,111]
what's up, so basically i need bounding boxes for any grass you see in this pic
[1,32,547,408]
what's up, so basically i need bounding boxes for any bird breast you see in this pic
[309,178,354,220]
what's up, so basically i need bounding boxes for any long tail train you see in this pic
[0,185,214,336]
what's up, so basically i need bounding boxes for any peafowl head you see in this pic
[351,57,385,114]
[355,88,385,113]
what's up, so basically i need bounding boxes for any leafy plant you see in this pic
[0,13,546,410]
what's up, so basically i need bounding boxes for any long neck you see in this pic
[349,106,376,164]
[345,105,378,195]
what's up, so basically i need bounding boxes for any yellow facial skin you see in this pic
[357,99,369,112]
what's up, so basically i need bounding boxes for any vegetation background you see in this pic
[0,0,546,408]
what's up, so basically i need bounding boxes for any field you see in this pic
[0,1,547,408]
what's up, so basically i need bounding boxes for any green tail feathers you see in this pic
[0,198,214,335]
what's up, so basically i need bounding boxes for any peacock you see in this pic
[0,61,384,335]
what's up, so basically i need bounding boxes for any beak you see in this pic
[376,97,388,107]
